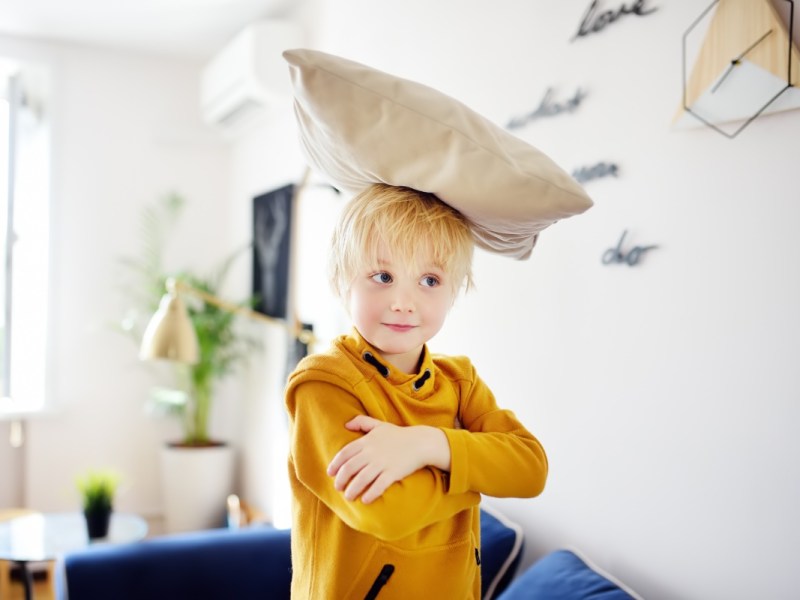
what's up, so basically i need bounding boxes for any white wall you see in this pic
[223,92,350,525]
[1,1,799,598]
[0,34,243,520]
[0,432,23,506]
[263,0,796,599]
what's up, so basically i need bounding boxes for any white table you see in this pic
[0,511,148,600]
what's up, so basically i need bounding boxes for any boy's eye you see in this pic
[420,275,440,288]
[371,272,392,284]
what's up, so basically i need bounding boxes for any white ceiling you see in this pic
[0,0,297,60]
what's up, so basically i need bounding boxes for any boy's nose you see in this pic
[390,290,415,312]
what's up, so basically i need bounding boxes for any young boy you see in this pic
[285,184,548,599]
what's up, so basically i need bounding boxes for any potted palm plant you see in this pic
[76,469,121,539]
[118,194,259,531]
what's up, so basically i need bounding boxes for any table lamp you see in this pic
[139,277,315,363]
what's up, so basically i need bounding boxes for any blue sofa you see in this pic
[59,508,640,599]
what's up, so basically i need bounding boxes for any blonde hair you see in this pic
[329,184,475,300]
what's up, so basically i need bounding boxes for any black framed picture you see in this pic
[253,184,294,320]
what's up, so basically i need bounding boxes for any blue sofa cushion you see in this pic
[61,525,291,600]
[498,549,640,600]
[479,504,524,600]
[61,509,520,600]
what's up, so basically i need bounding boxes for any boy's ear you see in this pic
[448,283,463,307]
[342,287,355,314]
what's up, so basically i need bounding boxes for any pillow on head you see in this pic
[283,48,592,260]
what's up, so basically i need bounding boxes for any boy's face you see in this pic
[348,245,456,374]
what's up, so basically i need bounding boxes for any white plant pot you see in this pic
[160,444,235,533]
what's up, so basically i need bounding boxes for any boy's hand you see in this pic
[327,416,450,504]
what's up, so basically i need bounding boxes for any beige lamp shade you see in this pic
[139,276,317,366]
[139,290,199,364]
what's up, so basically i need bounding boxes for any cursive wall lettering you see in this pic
[602,230,658,266]
[507,87,588,129]
[572,161,619,184]
[573,0,658,40]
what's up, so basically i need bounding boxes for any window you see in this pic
[0,61,51,419]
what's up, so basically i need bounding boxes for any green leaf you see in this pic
[76,469,121,513]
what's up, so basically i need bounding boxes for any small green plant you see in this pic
[76,469,121,513]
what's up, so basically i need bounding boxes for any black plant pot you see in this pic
[84,508,112,540]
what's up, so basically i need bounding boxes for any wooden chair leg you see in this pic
[0,559,12,600]
[45,560,56,600]
[0,561,56,600]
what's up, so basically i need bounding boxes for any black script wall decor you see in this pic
[507,87,588,129]
[573,0,658,40]
[572,162,619,184]
[602,230,658,266]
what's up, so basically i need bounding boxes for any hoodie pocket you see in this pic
[343,534,478,599]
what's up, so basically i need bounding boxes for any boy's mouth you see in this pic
[383,323,416,332]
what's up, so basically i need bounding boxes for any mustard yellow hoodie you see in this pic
[285,330,547,599]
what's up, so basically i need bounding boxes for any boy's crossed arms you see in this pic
[289,366,546,539]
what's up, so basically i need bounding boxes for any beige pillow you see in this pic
[284,48,592,260]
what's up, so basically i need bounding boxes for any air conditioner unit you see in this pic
[201,20,302,129]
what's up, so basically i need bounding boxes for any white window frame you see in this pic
[0,60,52,430]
